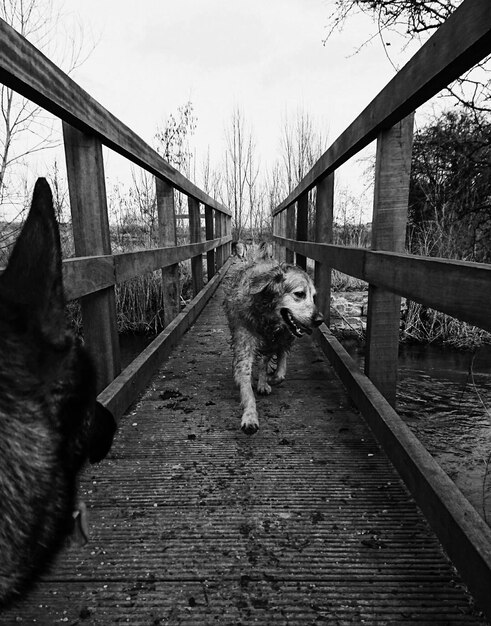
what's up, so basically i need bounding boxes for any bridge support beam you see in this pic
[365,113,414,406]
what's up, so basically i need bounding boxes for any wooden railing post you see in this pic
[285,204,295,264]
[215,212,223,270]
[315,174,334,325]
[220,212,227,264]
[205,204,215,280]
[296,193,309,270]
[226,215,232,258]
[63,122,121,391]
[156,178,179,325]
[277,211,286,262]
[188,197,203,295]
[365,113,415,406]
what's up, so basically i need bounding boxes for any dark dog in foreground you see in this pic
[0,178,116,608]
[224,260,323,434]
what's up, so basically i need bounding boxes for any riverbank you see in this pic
[331,290,491,349]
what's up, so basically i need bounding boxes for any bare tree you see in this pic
[0,0,94,209]
[280,109,327,193]
[223,107,257,239]
[154,101,197,229]
[200,148,222,200]
[324,0,490,114]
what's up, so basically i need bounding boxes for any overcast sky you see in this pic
[56,0,422,200]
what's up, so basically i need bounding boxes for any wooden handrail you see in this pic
[0,14,233,394]
[273,0,491,215]
[60,236,232,300]
[0,18,230,217]
[274,236,491,334]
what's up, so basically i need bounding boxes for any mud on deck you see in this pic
[0,283,487,625]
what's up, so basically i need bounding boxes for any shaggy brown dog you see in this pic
[224,260,324,434]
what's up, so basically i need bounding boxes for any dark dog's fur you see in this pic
[0,179,116,608]
[224,260,323,434]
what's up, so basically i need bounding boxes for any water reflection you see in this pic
[341,338,491,523]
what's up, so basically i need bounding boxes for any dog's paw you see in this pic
[241,410,259,435]
[268,373,285,386]
[257,380,272,395]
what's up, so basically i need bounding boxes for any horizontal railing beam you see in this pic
[0,18,230,217]
[274,236,491,333]
[58,236,231,300]
[274,0,491,215]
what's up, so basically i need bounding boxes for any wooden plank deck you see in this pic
[1,269,487,625]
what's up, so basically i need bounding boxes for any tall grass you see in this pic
[402,221,491,348]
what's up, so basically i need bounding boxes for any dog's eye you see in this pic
[293,291,306,299]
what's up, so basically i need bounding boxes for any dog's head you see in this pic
[0,178,116,468]
[249,262,324,337]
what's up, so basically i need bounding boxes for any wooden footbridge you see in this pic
[1,1,491,623]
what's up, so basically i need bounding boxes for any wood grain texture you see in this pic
[189,197,204,296]
[365,116,414,406]
[205,205,215,280]
[63,123,121,390]
[62,256,115,301]
[114,238,229,285]
[273,236,491,333]
[315,323,491,622]
[216,212,226,270]
[314,174,334,325]
[285,204,295,264]
[156,178,180,327]
[295,193,309,270]
[58,238,231,301]
[273,0,491,215]
[0,18,230,216]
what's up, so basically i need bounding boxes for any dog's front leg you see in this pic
[269,349,288,385]
[233,330,259,435]
[257,355,272,395]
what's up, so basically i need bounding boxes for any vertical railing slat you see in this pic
[188,197,203,295]
[296,193,309,270]
[278,210,287,262]
[205,205,215,280]
[315,174,334,326]
[365,113,415,406]
[285,204,295,264]
[226,215,232,258]
[156,178,180,325]
[63,122,121,391]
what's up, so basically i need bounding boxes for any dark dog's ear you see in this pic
[0,178,66,345]
[249,265,284,296]
[88,402,117,464]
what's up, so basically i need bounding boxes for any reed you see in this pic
[401,300,491,349]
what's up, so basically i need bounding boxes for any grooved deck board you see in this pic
[1,268,486,624]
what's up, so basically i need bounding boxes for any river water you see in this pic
[120,332,491,524]
[341,338,491,524]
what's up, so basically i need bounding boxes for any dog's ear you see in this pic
[249,265,285,296]
[0,178,67,345]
